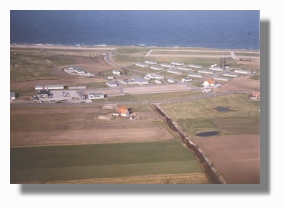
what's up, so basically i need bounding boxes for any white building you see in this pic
[150,66,164,71]
[136,63,148,67]
[223,73,238,78]
[146,73,164,79]
[161,63,175,68]
[167,78,175,83]
[133,77,149,85]
[177,66,192,71]
[188,64,202,69]
[198,70,215,75]
[113,70,121,75]
[35,85,44,90]
[88,93,105,99]
[68,86,87,90]
[234,69,251,74]
[155,80,162,84]
[68,67,86,74]
[167,68,182,74]
[145,60,157,65]
[214,77,231,81]
[171,62,184,66]
[181,78,192,82]
[108,76,114,79]
[44,85,65,90]
[209,67,223,72]
[203,79,216,87]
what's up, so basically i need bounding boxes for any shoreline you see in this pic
[10,43,260,52]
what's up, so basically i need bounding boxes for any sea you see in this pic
[10,10,260,50]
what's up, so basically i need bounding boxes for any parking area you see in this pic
[38,90,92,104]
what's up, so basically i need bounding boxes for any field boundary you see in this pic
[150,103,225,184]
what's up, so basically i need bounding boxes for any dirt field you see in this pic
[191,135,260,184]
[216,75,260,93]
[10,104,173,147]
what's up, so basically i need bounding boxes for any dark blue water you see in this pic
[10,10,260,49]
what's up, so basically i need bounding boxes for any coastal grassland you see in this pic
[161,94,260,138]
[106,91,203,103]
[10,141,207,184]
[150,50,231,56]
[10,49,77,82]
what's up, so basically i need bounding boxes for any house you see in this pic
[116,105,130,117]
[10,92,15,101]
[250,92,260,99]
[203,79,216,87]
[113,70,121,75]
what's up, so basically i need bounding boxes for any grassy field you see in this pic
[162,94,260,138]
[10,141,206,183]
[106,91,203,103]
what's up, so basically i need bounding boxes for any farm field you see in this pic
[161,94,260,183]
[10,141,208,184]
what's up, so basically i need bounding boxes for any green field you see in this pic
[162,94,260,137]
[10,141,204,183]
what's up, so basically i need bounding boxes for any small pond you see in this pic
[214,107,230,112]
[196,131,220,137]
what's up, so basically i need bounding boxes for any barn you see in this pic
[203,79,216,87]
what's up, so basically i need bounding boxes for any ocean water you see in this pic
[10,10,260,50]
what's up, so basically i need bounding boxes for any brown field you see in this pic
[10,105,174,147]
[46,173,208,184]
[192,135,260,184]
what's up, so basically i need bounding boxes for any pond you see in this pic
[196,131,220,137]
[214,107,230,112]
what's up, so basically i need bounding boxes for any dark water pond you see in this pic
[196,131,220,137]
[214,107,230,112]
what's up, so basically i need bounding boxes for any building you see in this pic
[223,73,238,78]
[10,92,15,101]
[106,81,118,87]
[133,77,149,85]
[67,67,86,74]
[198,70,215,75]
[214,77,231,81]
[181,78,192,82]
[209,67,223,72]
[35,85,44,90]
[68,86,87,90]
[234,69,251,74]
[167,78,175,83]
[150,66,164,71]
[177,66,192,71]
[167,68,182,74]
[146,73,164,79]
[155,80,162,84]
[136,63,148,67]
[188,64,202,69]
[145,60,157,65]
[116,105,130,117]
[108,76,114,79]
[203,79,216,87]
[44,85,65,90]
[250,92,260,99]
[161,63,175,68]
[88,93,105,99]
[113,70,121,75]
[171,62,184,66]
